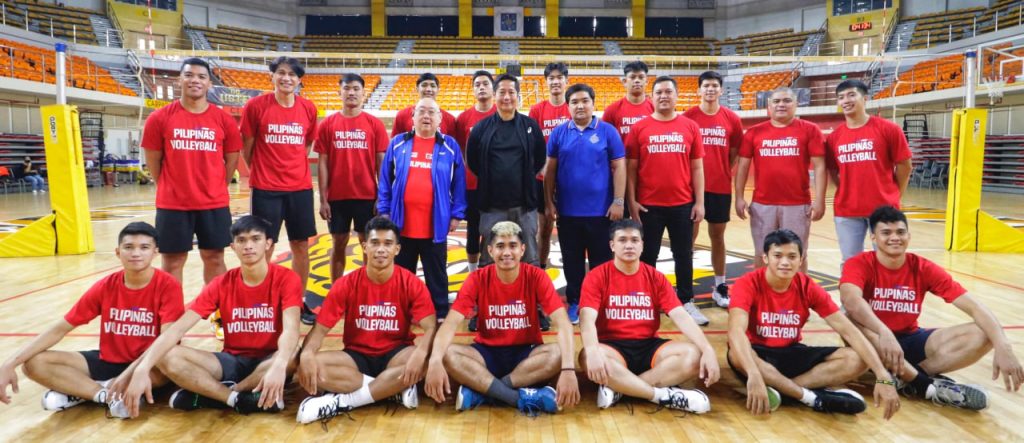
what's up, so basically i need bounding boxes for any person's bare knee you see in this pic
[833,348,868,379]
[22,352,52,380]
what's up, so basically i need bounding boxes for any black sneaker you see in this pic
[468,317,478,332]
[300,303,317,326]
[811,388,866,414]
[234,391,284,415]
[169,388,229,411]
[539,313,550,332]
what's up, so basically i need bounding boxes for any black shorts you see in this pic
[896,328,935,366]
[728,343,839,380]
[250,188,317,243]
[603,337,671,375]
[471,343,535,379]
[466,189,481,255]
[344,345,409,377]
[534,178,547,215]
[215,352,269,383]
[703,192,731,224]
[79,350,130,381]
[155,207,232,253]
[328,199,375,235]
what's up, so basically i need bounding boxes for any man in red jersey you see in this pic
[295,217,437,423]
[241,57,319,325]
[841,206,1022,410]
[825,80,912,269]
[425,221,579,415]
[625,76,707,325]
[0,222,183,419]
[683,70,743,310]
[455,70,496,273]
[391,73,457,137]
[578,219,718,413]
[142,57,241,284]
[529,62,571,270]
[315,73,389,283]
[602,61,654,138]
[735,87,826,273]
[727,229,899,418]
[120,216,302,417]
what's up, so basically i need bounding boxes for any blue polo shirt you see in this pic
[547,116,626,217]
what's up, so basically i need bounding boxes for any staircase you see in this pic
[388,40,415,68]
[798,31,825,56]
[107,65,143,96]
[903,113,929,140]
[365,75,399,110]
[498,40,519,68]
[184,27,213,51]
[722,79,742,110]
[603,41,624,70]
[886,22,916,53]
[718,44,740,70]
[868,64,900,98]
[89,15,121,48]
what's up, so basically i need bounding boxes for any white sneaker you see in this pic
[596,385,622,409]
[296,393,353,424]
[41,390,86,411]
[108,398,132,419]
[711,283,731,308]
[392,385,418,409]
[658,387,710,414]
[683,302,709,326]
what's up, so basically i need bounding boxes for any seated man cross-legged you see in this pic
[578,219,719,413]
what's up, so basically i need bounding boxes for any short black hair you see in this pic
[653,75,677,92]
[869,205,909,232]
[269,56,305,78]
[230,215,271,238]
[609,219,643,240]
[472,70,494,85]
[493,73,520,93]
[118,221,158,246]
[417,72,440,87]
[340,73,364,87]
[623,61,649,76]
[564,83,595,102]
[836,79,869,96]
[180,57,211,76]
[364,216,401,243]
[762,229,804,256]
[698,71,723,87]
[544,62,568,78]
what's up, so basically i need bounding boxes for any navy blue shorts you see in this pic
[896,328,935,366]
[471,343,535,379]
[215,352,269,383]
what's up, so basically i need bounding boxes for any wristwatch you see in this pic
[612,197,624,206]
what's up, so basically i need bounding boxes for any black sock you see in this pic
[500,375,513,387]
[486,379,519,407]
[909,370,933,398]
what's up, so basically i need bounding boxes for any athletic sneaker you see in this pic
[296,393,353,424]
[683,302,709,326]
[766,386,782,412]
[468,317,478,332]
[300,302,317,326]
[811,388,866,414]
[568,303,580,325]
[210,311,224,341]
[658,387,711,414]
[712,284,730,308]
[234,391,284,414]
[168,381,235,411]
[930,378,988,410]
[539,313,551,332]
[41,390,86,411]
[107,398,131,419]
[455,385,486,411]
[517,386,558,416]
[596,385,622,409]
[391,385,418,409]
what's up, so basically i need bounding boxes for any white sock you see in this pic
[650,387,669,403]
[226,391,239,407]
[362,374,375,388]
[468,261,478,272]
[342,385,375,408]
[714,275,726,286]
[799,388,817,407]
[92,389,107,404]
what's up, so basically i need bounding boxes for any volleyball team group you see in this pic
[1,55,1021,426]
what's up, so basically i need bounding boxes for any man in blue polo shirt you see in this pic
[544,83,626,324]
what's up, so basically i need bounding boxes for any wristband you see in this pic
[561,368,576,372]
[875,379,896,386]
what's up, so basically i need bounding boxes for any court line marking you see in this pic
[0,265,122,305]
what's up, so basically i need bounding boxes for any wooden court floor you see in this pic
[2,183,1023,442]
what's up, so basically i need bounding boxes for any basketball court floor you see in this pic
[2,181,1023,442]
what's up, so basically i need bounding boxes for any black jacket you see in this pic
[466,112,546,211]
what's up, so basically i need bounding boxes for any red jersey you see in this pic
[314,111,389,201]
[240,93,319,191]
[841,252,966,335]
[602,97,653,137]
[529,100,571,142]
[683,106,743,195]
[625,115,705,207]
[402,136,435,239]
[455,105,496,190]
[730,268,840,348]
[141,101,242,210]
[452,265,564,347]
[739,119,824,206]
[64,269,184,364]
[825,116,912,217]
[391,106,456,139]
[579,262,682,341]
[188,264,303,358]
[317,266,435,356]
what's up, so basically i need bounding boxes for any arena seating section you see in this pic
[874,43,1024,99]
[738,71,797,110]
[0,38,136,96]
[0,0,99,45]
[723,29,816,56]
[901,1,1024,50]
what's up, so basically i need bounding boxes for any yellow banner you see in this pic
[145,98,172,109]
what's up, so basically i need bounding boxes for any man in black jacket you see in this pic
[467,73,546,268]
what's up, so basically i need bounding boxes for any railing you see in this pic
[921,5,1024,49]
[0,41,137,96]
